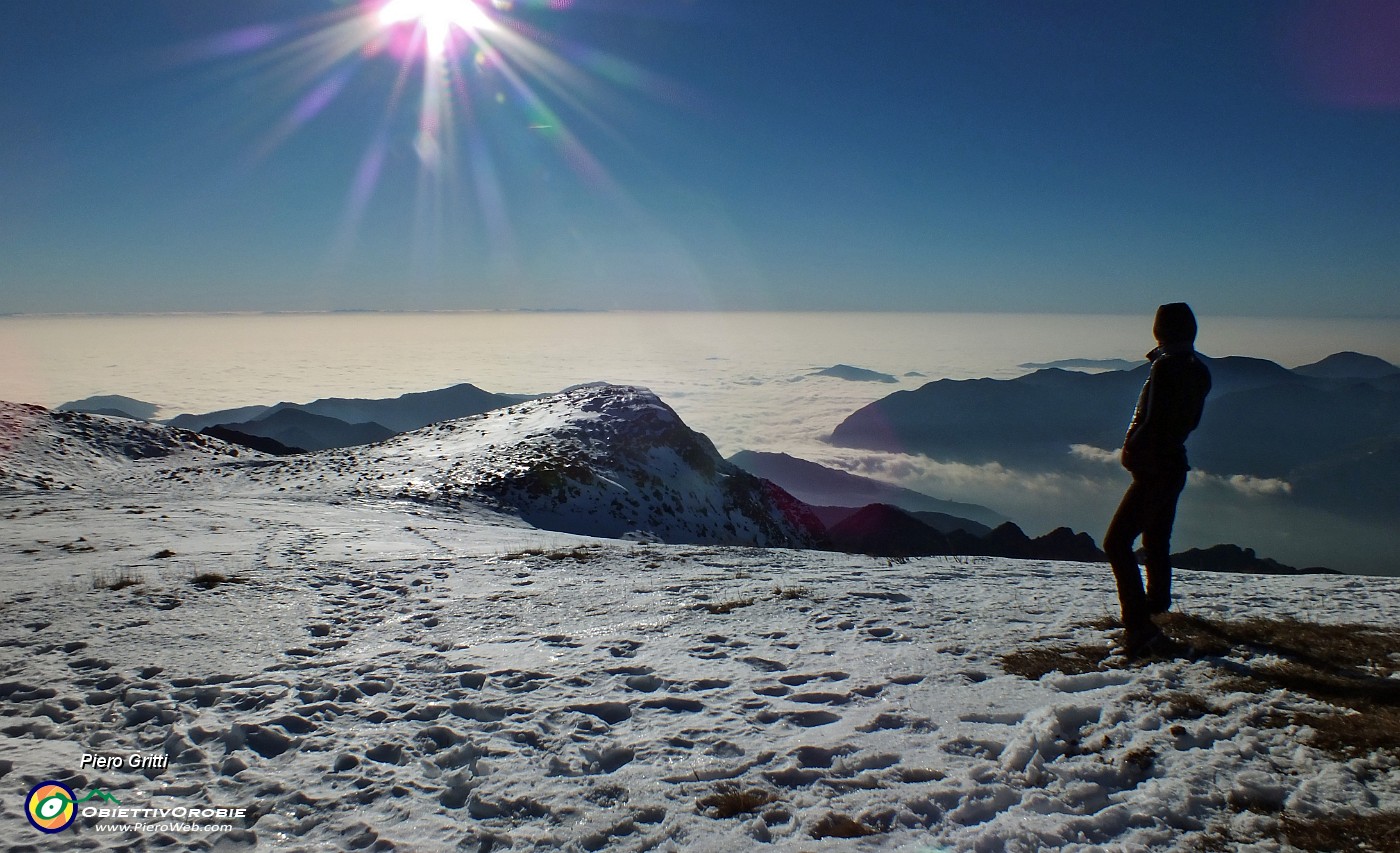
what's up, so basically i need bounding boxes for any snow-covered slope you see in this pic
[1,490,1397,852]
[3,387,825,549]
[329,383,826,547]
[2,389,1400,851]
[0,403,254,492]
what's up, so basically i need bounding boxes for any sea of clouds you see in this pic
[2,311,1395,573]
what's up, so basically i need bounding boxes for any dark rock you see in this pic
[1168,544,1337,575]
[200,425,304,455]
[980,522,1034,559]
[826,504,950,557]
[1029,527,1107,562]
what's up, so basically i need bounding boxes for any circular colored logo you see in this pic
[26,781,77,833]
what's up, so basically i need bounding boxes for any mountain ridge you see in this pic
[167,382,529,434]
[828,352,1400,494]
[330,384,828,548]
[728,450,1005,529]
[0,393,1337,573]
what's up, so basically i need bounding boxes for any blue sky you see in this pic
[2,1,1398,316]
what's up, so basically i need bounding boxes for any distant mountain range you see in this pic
[726,451,1116,562]
[728,450,1005,530]
[56,383,538,453]
[828,351,1400,523]
[807,364,899,383]
[208,408,396,453]
[167,382,532,432]
[161,383,536,453]
[1018,358,1142,372]
[3,386,1331,572]
[1293,351,1399,380]
[198,425,302,456]
[1168,544,1337,575]
[56,394,160,420]
[1018,351,1400,378]
[820,502,1105,562]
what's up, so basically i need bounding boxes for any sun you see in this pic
[377,0,495,57]
[184,0,643,271]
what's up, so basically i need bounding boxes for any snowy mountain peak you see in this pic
[342,384,827,547]
[0,402,251,491]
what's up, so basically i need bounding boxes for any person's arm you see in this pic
[1121,363,1160,469]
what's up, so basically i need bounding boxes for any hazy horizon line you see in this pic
[5,308,1399,321]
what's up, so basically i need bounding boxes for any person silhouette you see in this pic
[1104,303,1212,656]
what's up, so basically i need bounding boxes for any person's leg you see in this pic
[1104,479,1152,638]
[1141,470,1188,615]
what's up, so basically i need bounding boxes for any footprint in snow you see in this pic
[739,656,788,672]
[756,708,842,728]
[622,674,665,692]
[640,696,704,713]
[605,638,643,658]
[541,634,582,648]
[778,671,848,686]
[567,702,632,725]
[855,712,937,733]
[787,691,851,706]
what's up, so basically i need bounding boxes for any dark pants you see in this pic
[1104,468,1188,635]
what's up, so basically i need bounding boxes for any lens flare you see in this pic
[379,0,495,57]
[162,0,686,290]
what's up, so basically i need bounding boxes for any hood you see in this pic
[1153,302,1197,345]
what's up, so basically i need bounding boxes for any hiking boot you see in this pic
[1122,627,1173,660]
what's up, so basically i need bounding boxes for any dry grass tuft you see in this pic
[1290,707,1400,759]
[1158,613,1399,678]
[696,784,777,819]
[501,545,606,562]
[1002,614,1400,759]
[92,568,144,591]
[1003,614,1400,852]
[500,547,547,560]
[1083,614,1121,631]
[1279,811,1400,853]
[772,586,811,601]
[699,597,756,615]
[1122,745,1156,771]
[544,545,605,562]
[1161,691,1217,721]
[1157,613,1400,759]
[190,571,246,590]
[1204,810,1400,853]
[999,643,1115,679]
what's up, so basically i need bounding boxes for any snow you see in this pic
[2,393,1398,851]
[0,403,252,492]
[310,384,824,547]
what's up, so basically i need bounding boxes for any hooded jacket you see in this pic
[1121,305,1212,474]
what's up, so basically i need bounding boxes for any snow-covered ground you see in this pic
[2,395,1398,851]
